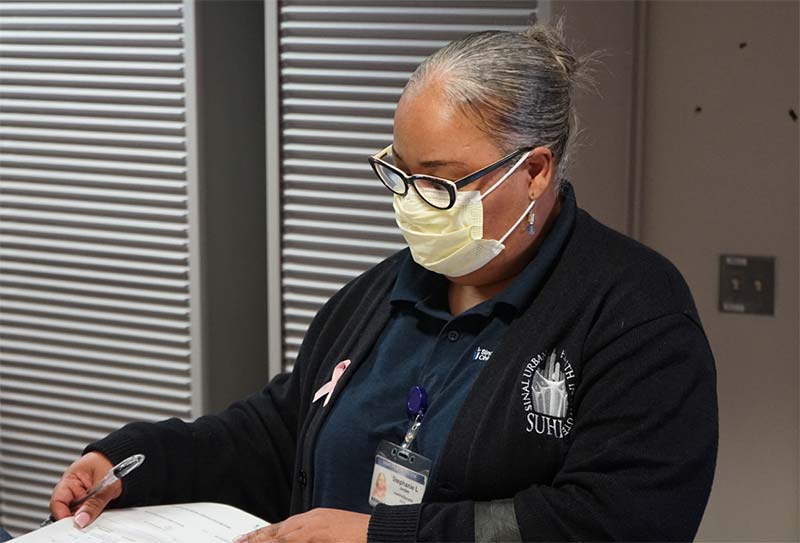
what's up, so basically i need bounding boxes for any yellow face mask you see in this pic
[392,152,535,277]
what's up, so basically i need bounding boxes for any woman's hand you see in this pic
[49,452,121,528]
[233,508,369,543]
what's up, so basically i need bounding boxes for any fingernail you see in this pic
[232,535,249,543]
[74,511,90,529]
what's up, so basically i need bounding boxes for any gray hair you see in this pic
[404,18,598,185]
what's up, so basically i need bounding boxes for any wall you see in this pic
[640,2,799,540]
[554,0,638,234]
[558,1,799,539]
[195,1,269,414]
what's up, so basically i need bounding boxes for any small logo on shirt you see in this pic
[472,347,493,362]
[519,349,576,439]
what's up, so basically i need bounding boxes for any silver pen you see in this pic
[41,453,145,527]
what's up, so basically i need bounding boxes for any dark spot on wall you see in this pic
[739,42,747,49]
[790,109,798,121]
[695,106,703,113]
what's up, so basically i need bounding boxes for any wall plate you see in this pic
[718,255,775,315]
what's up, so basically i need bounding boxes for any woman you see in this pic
[50,21,718,542]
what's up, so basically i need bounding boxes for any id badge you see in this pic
[368,439,431,507]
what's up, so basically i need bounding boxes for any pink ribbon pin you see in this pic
[313,359,351,406]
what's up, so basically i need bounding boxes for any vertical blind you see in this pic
[278,0,540,370]
[0,1,199,535]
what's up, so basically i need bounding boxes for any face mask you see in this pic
[393,152,535,277]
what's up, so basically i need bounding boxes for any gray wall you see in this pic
[558,1,799,540]
[556,0,639,234]
[195,0,269,414]
[640,2,799,540]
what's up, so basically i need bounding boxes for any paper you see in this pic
[14,502,269,542]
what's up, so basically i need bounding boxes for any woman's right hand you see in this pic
[49,452,122,528]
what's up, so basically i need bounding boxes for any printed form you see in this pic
[14,503,268,542]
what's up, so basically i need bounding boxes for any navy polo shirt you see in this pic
[312,185,576,513]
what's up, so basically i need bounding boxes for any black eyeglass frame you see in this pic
[368,144,534,210]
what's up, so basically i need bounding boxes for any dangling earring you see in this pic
[526,200,537,235]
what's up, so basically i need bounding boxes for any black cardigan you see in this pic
[88,208,718,542]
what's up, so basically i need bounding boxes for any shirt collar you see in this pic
[390,250,448,309]
[390,181,578,318]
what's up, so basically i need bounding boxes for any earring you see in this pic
[526,201,536,235]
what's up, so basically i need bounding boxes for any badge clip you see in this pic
[399,385,427,454]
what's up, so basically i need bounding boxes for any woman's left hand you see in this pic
[233,508,370,543]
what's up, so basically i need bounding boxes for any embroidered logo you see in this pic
[472,347,493,362]
[520,349,576,439]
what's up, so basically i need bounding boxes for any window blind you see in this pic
[0,1,200,536]
[277,0,540,371]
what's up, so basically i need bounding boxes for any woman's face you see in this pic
[392,79,559,287]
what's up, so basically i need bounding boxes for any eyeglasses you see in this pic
[368,144,534,210]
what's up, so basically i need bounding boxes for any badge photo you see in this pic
[368,440,431,507]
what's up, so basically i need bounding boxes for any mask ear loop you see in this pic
[499,198,537,245]
[479,151,532,201]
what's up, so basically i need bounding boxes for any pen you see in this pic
[41,453,145,528]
